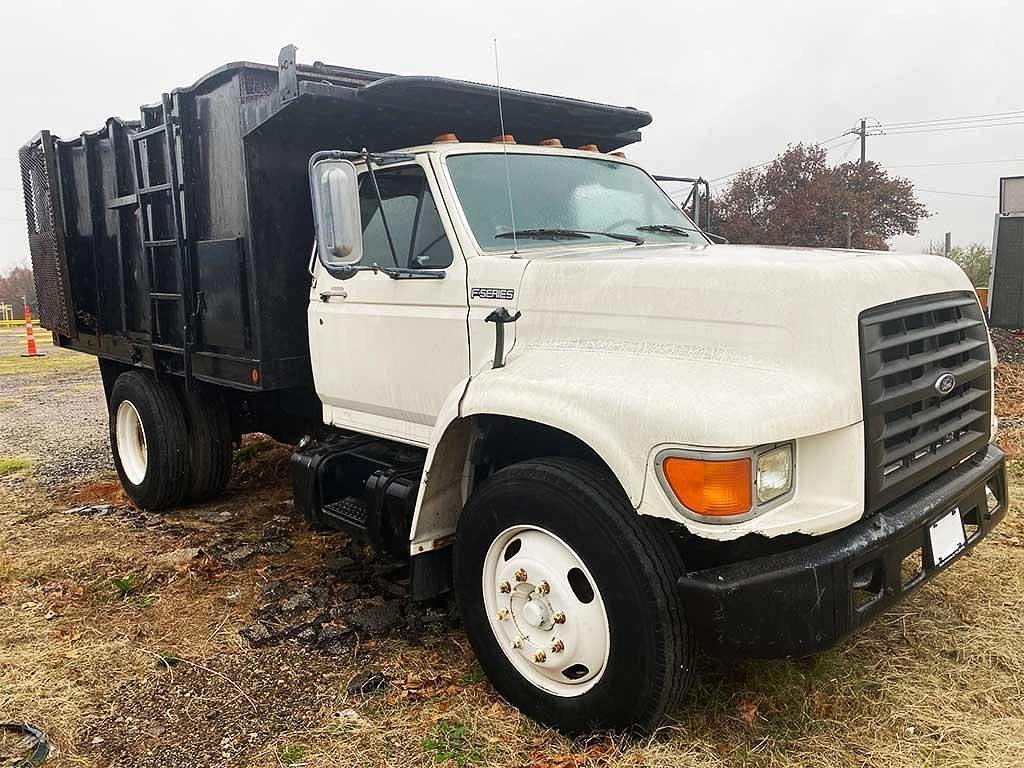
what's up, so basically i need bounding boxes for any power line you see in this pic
[880,120,1024,136]
[888,157,1024,168]
[832,138,859,164]
[882,108,1024,129]
[708,133,848,185]
[915,188,998,199]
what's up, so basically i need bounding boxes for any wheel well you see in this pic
[411,414,619,569]
[470,415,611,490]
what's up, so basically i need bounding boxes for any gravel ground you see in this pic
[991,327,1024,365]
[0,329,112,487]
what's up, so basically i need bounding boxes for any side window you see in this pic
[357,165,454,269]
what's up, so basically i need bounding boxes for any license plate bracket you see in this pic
[929,506,966,568]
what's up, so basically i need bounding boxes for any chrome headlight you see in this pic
[756,444,793,504]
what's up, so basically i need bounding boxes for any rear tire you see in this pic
[181,384,233,502]
[453,458,694,733]
[108,371,189,510]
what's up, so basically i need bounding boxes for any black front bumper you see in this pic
[678,444,1007,659]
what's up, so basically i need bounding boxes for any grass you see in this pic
[0,456,32,477]
[154,648,182,669]
[278,743,310,765]
[110,573,142,598]
[233,437,279,465]
[421,722,485,766]
[0,348,96,377]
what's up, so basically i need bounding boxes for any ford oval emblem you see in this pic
[934,372,957,396]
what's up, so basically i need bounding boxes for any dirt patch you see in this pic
[82,644,343,768]
[66,480,127,506]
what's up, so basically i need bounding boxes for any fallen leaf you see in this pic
[737,698,760,729]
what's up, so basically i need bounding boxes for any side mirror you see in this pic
[310,159,362,265]
[704,232,729,245]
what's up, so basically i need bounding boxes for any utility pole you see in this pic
[841,212,852,248]
[845,118,876,166]
[944,232,951,259]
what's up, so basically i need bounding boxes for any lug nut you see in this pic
[514,568,528,582]
[499,581,511,594]
[533,650,547,663]
[496,609,509,621]
[551,639,564,653]
[552,611,566,624]
[536,581,550,595]
[512,637,524,649]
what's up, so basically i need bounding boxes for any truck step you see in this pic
[322,497,369,532]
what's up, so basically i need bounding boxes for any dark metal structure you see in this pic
[19,44,652,396]
[989,214,1024,328]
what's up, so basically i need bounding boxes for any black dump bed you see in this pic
[19,45,651,392]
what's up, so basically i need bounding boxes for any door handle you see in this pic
[319,288,348,302]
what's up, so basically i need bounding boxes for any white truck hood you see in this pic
[506,242,980,448]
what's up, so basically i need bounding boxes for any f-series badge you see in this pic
[471,287,515,301]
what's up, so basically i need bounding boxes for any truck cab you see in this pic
[304,137,1006,730]
[21,46,1007,734]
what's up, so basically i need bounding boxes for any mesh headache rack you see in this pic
[19,44,652,392]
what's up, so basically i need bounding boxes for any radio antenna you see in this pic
[493,38,518,254]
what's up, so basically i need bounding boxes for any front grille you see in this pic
[18,133,73,336]
[859,292,991,514]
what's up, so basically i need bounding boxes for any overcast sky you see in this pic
[2,0,1021,273]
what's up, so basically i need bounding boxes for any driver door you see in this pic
[308,158,469,446]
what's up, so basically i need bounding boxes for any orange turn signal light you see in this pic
[662,457,752,517]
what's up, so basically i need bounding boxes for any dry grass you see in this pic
[0,349,95,377]
[995,364,1024,460]
[0,349,1023,766]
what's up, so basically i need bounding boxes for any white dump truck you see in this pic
[20,45,1006,732]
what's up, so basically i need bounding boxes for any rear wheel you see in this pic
[453,458,694,732]
[108,372,189,510]
[181,384,233,502]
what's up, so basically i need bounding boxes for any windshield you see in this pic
[445,153,706,252]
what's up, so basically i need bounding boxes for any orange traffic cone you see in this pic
[21,304,45,358]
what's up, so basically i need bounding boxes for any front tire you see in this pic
[108,372,189,510]
[453,458,694,732]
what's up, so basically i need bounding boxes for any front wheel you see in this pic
[453,458,694,732]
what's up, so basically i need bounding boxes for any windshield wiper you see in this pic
[496,228,644,245]
[636,224,692,237]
